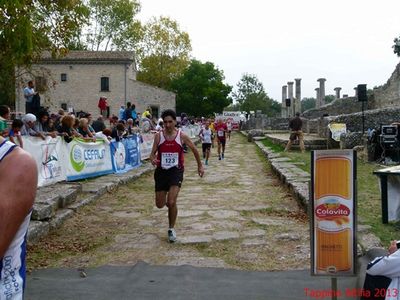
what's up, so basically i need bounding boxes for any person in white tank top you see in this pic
[199,121,212,165]
[0,137,37,299]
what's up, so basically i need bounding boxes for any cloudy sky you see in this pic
[138,0,400,102]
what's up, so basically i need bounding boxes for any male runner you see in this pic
[226,119,232,140]
[209,118,216,148]
[198,121,212,165]
[150,109,204,242]
[0,136,37,299]
[214,118,228,160]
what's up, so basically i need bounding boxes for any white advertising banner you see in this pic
[140,133,155,160]
[181,125,200,139]
[63,138,113,181]
[23,136,66,187]
[222,111,242,130]
[328,123,347,142]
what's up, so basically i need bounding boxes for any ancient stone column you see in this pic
[281,85,288,117]
[295,78,301,114]
[354,87,358,97]
[287,81,294,117]
[334,87,342,99]
[317,78,326,107]
[315,88,320,109]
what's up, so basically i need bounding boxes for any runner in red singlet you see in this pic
[150,109,204,243]
[214,118,228,160]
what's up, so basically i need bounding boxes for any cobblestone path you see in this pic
[29,133,310,271]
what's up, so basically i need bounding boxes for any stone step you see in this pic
[32,183,82,221]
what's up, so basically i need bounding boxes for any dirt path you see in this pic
[28,133,310,271]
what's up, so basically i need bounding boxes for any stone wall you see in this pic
[326,107,400,132]
[372,63,400,109]
[302,96,370,119]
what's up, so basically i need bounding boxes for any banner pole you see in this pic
[331,277,337,300]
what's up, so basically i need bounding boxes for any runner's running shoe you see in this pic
[168,228,177,243]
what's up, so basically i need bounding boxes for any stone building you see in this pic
[15,51,175,118]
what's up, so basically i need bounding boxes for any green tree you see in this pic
[232,74,280,117]
[85,0,141,51]
[0,0,89,106]
[171,60,232,117]
[324,94,335,104]
[393,35,400,57]
[135,16,192,90]
[301,97,316,112]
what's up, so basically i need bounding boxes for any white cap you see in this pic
[23,113,37,123]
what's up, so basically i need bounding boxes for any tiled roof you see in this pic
[39,51,135,64]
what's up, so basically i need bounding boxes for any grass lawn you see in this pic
[261,137,400,246]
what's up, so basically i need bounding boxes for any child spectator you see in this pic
[8,119,23,148]
[0,105,10,137]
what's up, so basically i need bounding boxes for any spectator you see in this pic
[78,118,95,141]
[111,123,127,141]
[119,105,125,120]
[34,110,57,138]
[72,118,80,135]
[58,115,80,143]
[155,118,164,131]
[131,103,138,123]
[126,118,135,135]
[23,80,36,114]
[47,117,56,132]
[124,102,132,121]
[21,113,45,140]
[142,107,152,119]
[284,112,305,153]
[9,119,24,148]
[141,113,153,133]
[0,105,10,137]
[91,116,106,133]
[0,135,37,300]
[362,240,400,300]
[98,96,108,118]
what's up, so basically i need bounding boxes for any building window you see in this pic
[61,73,67,82]
[101,77,109,91]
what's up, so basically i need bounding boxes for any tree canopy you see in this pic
[171,60,232,117]
[84,0,141,51]
[0,0,89,106]
[393,35,400,57]
[135,16,192,90]
[232,74,280,117]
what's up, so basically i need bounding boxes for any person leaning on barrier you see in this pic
[361,241,400,300]
[284,112,305,153]
[0,135,37,299]
[21,113,45,140]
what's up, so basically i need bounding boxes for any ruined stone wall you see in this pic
[372,63,400,109]
[302,97,369,119]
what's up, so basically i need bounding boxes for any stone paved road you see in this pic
[29,132,310,271]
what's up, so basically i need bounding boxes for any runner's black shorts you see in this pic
[154,167,184,192]
[217,138,226,147]
[202,143,211,153]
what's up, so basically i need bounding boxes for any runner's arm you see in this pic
[181,133,204,177]
[0,148,37,258]
[150,132,160,166]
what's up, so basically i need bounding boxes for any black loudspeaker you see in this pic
[357,84,367,102]
[285,98,291,107]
